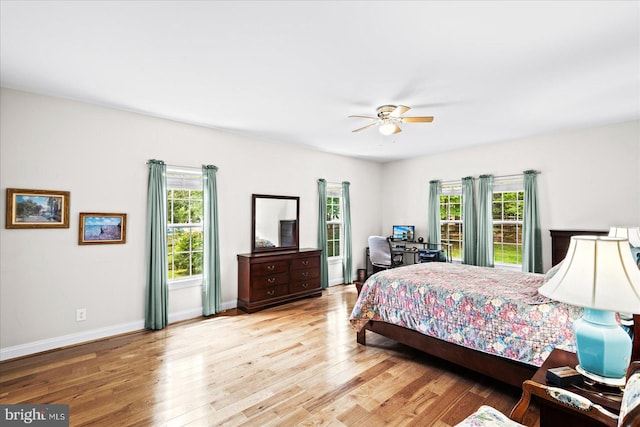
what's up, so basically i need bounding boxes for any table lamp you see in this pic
[538,236,640,385]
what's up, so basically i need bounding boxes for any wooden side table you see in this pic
[529,348,621,426]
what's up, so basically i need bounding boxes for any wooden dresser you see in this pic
[237,248,322,313]
[549,229,607,266]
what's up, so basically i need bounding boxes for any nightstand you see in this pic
[530,348,621,426]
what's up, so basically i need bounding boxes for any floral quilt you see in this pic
[349,262,582,367]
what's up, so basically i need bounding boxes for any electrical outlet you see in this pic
[76,308,87,322]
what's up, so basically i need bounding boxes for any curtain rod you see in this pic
[439,171,541,185]
[166,163,200,170]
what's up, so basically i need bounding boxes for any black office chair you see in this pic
[368,236,403,273]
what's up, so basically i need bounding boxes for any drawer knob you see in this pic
[302,272,309,277]
[302,283,308,288]
[302,260,309,265]
[267,277,276,284]
[267,265,275,270]
[267,289,275,296]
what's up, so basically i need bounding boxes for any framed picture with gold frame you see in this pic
[6,188,70,229]
[78,212,127,245]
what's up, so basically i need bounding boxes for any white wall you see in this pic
[382,120,640,272]
[2,87,638,360]
[0,88,382,358]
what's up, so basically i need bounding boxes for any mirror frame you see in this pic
[251,194,300,253]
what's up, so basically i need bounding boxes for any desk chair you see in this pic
[368,236,403,273]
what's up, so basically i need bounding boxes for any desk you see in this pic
[391,240,452,258]
[365,242,452,278]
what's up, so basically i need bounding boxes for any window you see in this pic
[326,187,342,258]
[166,170,203,281]
[492,178,524,266]
[440,183,462,260]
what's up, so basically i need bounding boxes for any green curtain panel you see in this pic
[427,180,441,248]
[462,176,477,265]
[145,160,168,330]
[522,170,543,273]
[202,165,221,315]
[342,181,352,284]
[317,179,329,289]
[477,174,494,267]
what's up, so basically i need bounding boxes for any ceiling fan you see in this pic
[349,105,434,135]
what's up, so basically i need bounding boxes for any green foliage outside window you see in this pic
[439,191,524,265]
[440,194,461,220]
[167,188,204,279]
[493,191,524,265]
[326,197,340,221]
[326,196,341,258]
[440,194,462,260]
[327,224,341,257]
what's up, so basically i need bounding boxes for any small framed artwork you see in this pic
[78,212,127,245]
[6,188,70,229]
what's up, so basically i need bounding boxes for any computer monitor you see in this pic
[392,225,415,241]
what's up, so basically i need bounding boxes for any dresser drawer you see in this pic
[251,261,288,276]
[252,285,289,301]
[237,249,322,313]
[251,272,289,289]
[290,278,321,294]
[291,256,319,270]
[290,268,320,282]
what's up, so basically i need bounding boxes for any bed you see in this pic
[349,262,640,388]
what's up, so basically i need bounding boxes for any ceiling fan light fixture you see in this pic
[379,121,396,136]
[350,104,433,135]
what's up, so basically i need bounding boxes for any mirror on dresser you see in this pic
[251,194,300,253]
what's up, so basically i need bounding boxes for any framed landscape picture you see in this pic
[79,212,127,245]
[6,188,70,229]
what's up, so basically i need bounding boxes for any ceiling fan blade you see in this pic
[390,105,410,117]
[352,122,379,132]
[348,115,378,120]
[392,124,402,134]
[401,116,434,123]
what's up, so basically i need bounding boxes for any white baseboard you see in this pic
[0,300,238,361]
[0,320,144,361]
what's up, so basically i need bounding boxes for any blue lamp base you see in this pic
[573,308,631,381]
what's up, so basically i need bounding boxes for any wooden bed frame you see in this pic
[356,311,640,389]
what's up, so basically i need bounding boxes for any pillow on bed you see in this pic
[255,237,276,248]
[543,261,562,283]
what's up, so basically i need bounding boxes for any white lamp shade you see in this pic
[539,236,640,313]
[608,226,640,247]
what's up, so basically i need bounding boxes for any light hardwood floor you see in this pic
[0,285,539,426]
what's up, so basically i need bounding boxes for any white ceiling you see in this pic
[1,1,639,163]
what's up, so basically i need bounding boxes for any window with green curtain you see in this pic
[325,187,342,257]
[166,169,204,282]
[440,182,462,261]
[492,176,524,267]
